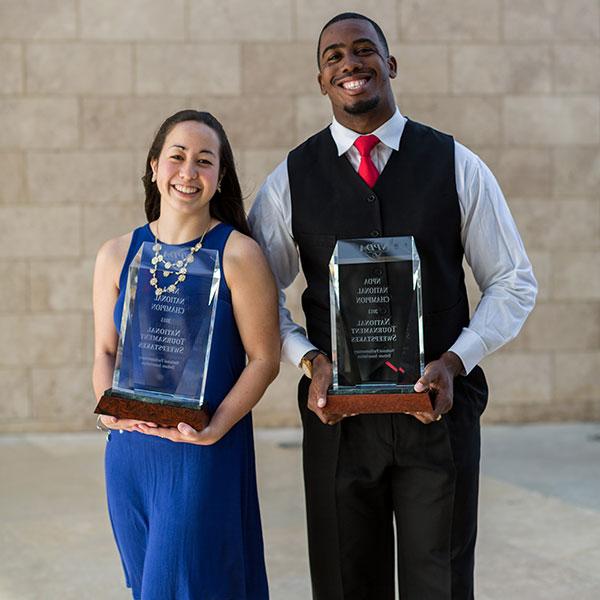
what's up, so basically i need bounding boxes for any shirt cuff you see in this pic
[282,334,319,369]
[448,328,489,375]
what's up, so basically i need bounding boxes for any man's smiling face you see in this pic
[317,18,397,126]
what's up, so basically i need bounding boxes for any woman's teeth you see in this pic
[173,184,199,194]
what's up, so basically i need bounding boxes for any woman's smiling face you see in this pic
[151,120,221,216]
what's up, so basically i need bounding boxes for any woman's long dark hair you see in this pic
[142,109,251,236]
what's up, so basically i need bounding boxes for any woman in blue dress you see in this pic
[92,110,280,600]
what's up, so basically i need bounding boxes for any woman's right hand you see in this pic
[99,414,158,432]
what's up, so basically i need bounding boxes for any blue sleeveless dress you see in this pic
[105,223,269,600]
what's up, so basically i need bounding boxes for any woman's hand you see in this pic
[99,414,158,432]
[136,422,221,445]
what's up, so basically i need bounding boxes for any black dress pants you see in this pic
[299,378,456,600]
[298,368,487,600]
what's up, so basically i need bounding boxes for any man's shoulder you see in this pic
[407,118,455,145]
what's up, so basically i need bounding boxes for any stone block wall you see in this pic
[0,0,598,430]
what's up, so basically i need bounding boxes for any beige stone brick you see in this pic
[241,43,316,95]
[0,98,78,150]
[0,44,22,93]
[400,0,500,42]
[26,43,132,95]
[32,367,93,420]
[0,314,83,367]
[30,259,95,312]
[0,206,80,258]
[553,352,600,402]
[80,0,185,41]
[480,352,553,404]
[392,44,449,94]
[27,151,137,204]
[295,94,333,144]
[190,96,296,149]
[504,0,599,41]
[510,199,599,251]
[0,152,25,203]
[82,97,188,149]
[190,0,293,41]
[0,261,29,312]
[0,369,30,419]
[136,43,240,95]
[452,45,551,94]
[554,148,600,197]
[296,0,399,42]
[0,0,76,40]
[399,95,501,147]
[554,45,600,93]
[239,149,287,200]
[511,302,599,351]
[552,251,600,300]
[504,97,599,146]
[494,148,553,198]
[83,204,145,257]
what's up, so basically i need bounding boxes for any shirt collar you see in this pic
[329,107,406,156]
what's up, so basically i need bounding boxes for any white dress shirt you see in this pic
[248,108,537,375]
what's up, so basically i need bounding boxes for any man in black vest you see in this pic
[249,12,536,600]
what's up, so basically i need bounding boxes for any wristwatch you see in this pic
[300,349,327,379]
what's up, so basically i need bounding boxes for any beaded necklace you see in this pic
[149,222,209,297]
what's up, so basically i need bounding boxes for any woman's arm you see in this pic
[92,234,157,431]
[92,238,121,402]
[139,232,280,444]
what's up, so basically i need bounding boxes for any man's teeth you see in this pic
[343,79,367,90]
[174,184,199,194]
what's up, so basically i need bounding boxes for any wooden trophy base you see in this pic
[324,391,432,415]
[94,389,209,431]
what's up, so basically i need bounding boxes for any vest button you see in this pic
[370,229,381,237]
[367,194,376,203]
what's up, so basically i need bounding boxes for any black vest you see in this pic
[288,120,469,364]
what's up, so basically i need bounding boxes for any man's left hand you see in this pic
[412,351,464,424]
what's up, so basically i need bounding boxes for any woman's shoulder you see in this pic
[94,230,137,282]
[223,229,264,263]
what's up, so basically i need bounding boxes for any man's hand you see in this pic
[412,351,464,424]
[306,353,345,425]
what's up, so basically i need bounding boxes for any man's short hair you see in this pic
[317,12,390,67]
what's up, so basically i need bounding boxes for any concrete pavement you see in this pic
[1,424,599,599]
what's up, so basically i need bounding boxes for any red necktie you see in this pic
[353,134,380,188]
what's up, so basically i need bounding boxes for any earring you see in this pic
[151,172,156,183]
[217,180,222,193]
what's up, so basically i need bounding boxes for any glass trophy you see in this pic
[94,241,220,430]
[326,236,432,414]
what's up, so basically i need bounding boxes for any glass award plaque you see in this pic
[94,241,220,430]
[325,236,432,414]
